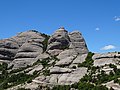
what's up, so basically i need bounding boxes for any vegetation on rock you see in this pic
[0,62,39,90]
[41,33,50,52]
[78,52,94,68]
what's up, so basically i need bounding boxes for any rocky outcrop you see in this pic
[50,67,72,74]
[55,56,76,66]
[0,27,88,68]
[69,31,88,54]
[0,30,46,69]
[0,39,19,63]
[33,67,87,85]
[93,52,120,67]
[47,27,70,56]
[103,80,120,90]
[47,27,88,56]
[1,27,120,90]
[9,31,45,69]
[72,54,87,64]
[0,27,90,90]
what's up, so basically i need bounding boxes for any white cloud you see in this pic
[101,45,116,50]
[114,16,120,21]
[95,27,100,31]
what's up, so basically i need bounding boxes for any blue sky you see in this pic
[0,0,120,53]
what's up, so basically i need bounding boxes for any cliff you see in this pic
[0,27,120,90]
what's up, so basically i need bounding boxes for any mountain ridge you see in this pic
[0,27,120,90]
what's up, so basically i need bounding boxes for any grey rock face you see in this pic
[47,28,88,56]
[47,27,70,56]
[0,27,89,88]
[55,56,76,66]
[28,64,43,75]
[93,52,120,67]
[0,39,19,62]
[57,49,78,60]
[58,68,87,85]
[47,49,63,56]
[72,54,87,64]
[34,67,87,85]
[9,32,45,69]
[30,28,88,86]
[9,30,44,47]
[50,66,72,74]
[69,31,88,54]
[0,30,46,69]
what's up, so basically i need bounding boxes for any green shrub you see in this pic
[71,82,78,89]
[109,64,117,69]
[93,85,108,90]
[27,77,33,83]
[0,62,8,71]
[40,58,50,68]
[78,52,94,68]
[33,58,50,68]
[52,85,70,90]
[43,69,50,76]
[0,72,34,89]
[114,78,119,83]
[41,33,50,52]
[72,66,77,69]
[29,30,38,33]
[78,82,94,90]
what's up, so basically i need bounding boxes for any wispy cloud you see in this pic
[101,45,116,50]
[95,27,100,31]
[114,16,120,21]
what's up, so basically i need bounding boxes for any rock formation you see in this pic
[1,27,120,90]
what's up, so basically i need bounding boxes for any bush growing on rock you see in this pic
[78,52,94,67]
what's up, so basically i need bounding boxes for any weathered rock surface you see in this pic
[0,39,19,62]
[47,27,88,56]
[1,27,120,90]
[28,65,43,75]
[50,66,72,74]
[93,52,120,67]
[55,56,75,66]
[0,27,90,90]
[0,30,46,69]
[72,54,87,64]
[58,67,87,85]
[103,80,120,90]
[69,31,88,54]
[33,67,87,85]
